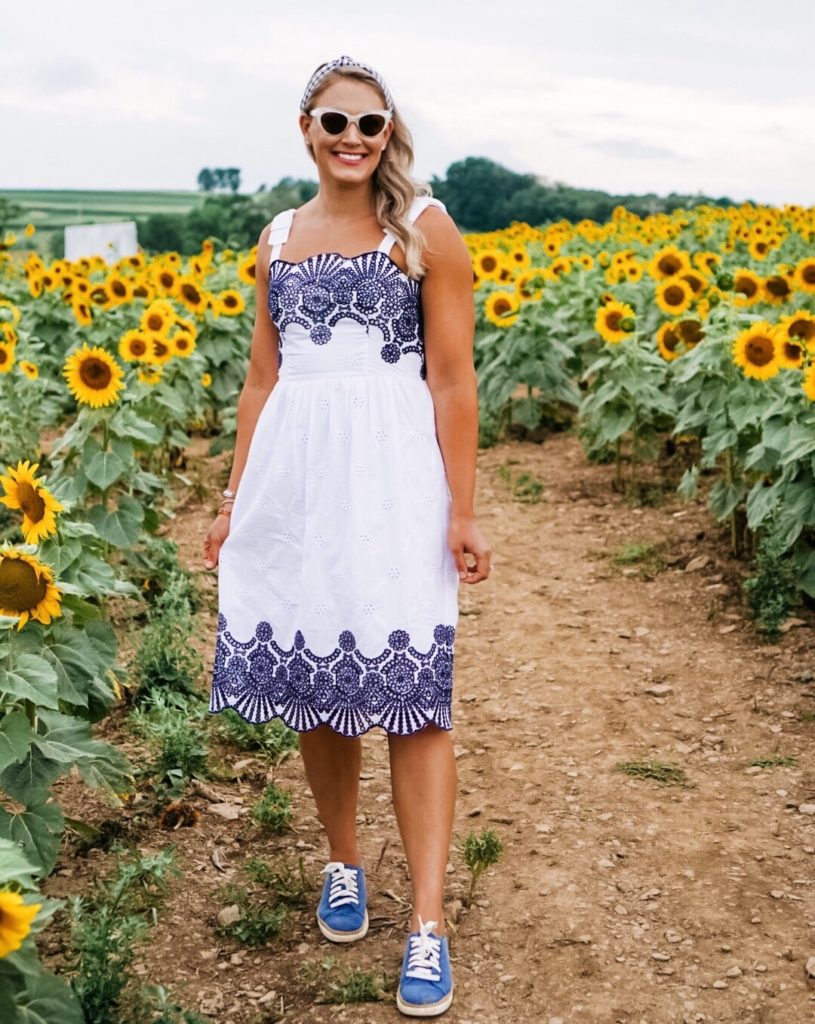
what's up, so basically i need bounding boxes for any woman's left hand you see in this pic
[448,513,491,584]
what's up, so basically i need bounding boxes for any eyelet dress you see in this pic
[208,195,460,736]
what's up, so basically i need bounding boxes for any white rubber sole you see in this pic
[396,984,454,1017]
[316,908,369,943]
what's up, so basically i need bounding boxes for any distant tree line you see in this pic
[429,157,741,232]
[138,177,317,254]
[197,167,242,193]
[135,158,741,255]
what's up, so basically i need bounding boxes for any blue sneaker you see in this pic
[316,861,369,942]
[396,916,453,1017]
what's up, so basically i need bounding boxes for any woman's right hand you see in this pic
[203,513,231,570]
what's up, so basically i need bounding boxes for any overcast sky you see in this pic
[3,0,815,205]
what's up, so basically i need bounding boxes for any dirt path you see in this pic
[45,432,815,1023]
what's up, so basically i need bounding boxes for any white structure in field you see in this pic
[64,221,139,264]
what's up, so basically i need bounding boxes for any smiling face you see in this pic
[301,76,394,181]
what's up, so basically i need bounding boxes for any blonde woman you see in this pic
[203,55,490,1017]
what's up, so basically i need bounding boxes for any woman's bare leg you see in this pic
[388,723,457,937]
[298,725,363,865]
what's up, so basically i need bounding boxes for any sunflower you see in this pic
[473,249,503,280]
[200,372,212,388]
[152,265,179,293]
[0,460,64,544]
[763,274,793,305]
[72,300,93,327]
[214,289,246,316]
[594,299,636,344]
[63,343,125,407]
[24,223,35,238]
[147,334,175,366]
[624,260,645,282]
[657,322,682,361]
[89,283,113,308]
[170,329,196,357]
[793,257,815,294]
[237,254,256,286]
[774,336,805,369]
[578,254,595,271]
[732,269,763,307]
[485,291,519,328]
[118,329,152,363]
[18,361,38,380]
[802,363,815,402]
[693,251,721,273]
[176,276,207,314]
[0,341,15,374]
[139,301,174,336]
[515,269,545,302]
[508,246,531,271]
[106,274,133,304]
[0,548,62,630]
[137,366,163,386]
[27,274,43,299]
[0,322,16,345]
[647,245,691,281]
[774,310,815,352]
[732,323,780,380]
[655,279,693,316]
[0,890,41,957]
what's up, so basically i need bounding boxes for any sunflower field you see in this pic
[468,201,815,593]
[0,200,814,1011]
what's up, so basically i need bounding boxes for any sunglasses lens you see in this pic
[320,112,348,134]
[359,114,386,137]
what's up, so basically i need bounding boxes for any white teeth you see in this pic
[335,153,364,163]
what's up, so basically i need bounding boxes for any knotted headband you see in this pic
[300,55,394,112]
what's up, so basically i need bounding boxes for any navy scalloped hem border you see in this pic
[209,616,456,738]
[206,701,452,738]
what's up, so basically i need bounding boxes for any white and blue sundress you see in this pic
[208,195,460,737]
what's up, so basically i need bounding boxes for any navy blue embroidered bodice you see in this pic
[268,250,427,378]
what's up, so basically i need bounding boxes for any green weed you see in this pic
[614,759,691,787]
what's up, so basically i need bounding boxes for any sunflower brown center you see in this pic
[802,264,815,285]
[79,356,113,390]
[783,341,802,362]
[147,314,163,331]
[664,285,686,306]
[481,256,497,273]
[662,326,680,352]
[0,558,48,612]
[154,340,169,358]
[494,298,512,316]
[130,339,148,356]
[658,255,682,275]
[766,276,790,297]
[0,348,8,366]
[17,482,46,523]
[111,280,127,297]
[160,272,174,289]
[788,318,815,341]
[223,295,238,308]
[735,275,758,298]
[605,311,623,331]
[181,283,201,304]
[678,320,704,346]
[745,335,775,367]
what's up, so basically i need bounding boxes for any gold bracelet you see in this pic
[217,507,232,517]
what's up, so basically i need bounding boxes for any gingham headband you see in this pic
[300,55,394,112]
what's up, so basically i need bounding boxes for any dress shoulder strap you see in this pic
[268,209,295,267]
[377,196,448,257]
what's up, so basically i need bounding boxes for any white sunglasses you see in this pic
[308,107,393,138]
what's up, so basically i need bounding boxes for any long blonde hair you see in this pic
[304,65,433,281]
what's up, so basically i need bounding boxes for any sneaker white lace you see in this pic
[321,861,360,908]
[404,915,442,980]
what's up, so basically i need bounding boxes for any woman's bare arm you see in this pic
[224,225,282,494]
[419,207,491,584]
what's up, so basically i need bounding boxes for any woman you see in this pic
[203,54,490,1017]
